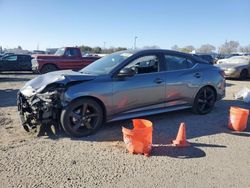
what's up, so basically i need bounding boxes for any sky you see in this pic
[0,0,250,51]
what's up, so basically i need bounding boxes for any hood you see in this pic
[215,62,248,69]
[20,70,96,97]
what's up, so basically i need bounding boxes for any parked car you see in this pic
[215,56,250,80]
[32,47,100,74]
[0,52,15,59]
[17,49,225,137]
[32,50,46,55]
[0,54,32,71]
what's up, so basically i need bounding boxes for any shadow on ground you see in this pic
[0,71,35,75]
[34,98,250,157]
[0,89,19,107]
[39,99,250,143]
[0,77,31,82]
[152,145,206,158]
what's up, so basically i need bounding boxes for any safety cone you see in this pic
[172,122,190,147]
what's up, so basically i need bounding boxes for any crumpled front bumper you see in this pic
[17,90,62,132]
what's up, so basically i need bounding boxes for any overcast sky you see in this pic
[0,0,250,50]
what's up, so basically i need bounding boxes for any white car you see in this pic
[215,56,250,79]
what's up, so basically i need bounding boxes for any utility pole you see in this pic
[134,36,138,49]
[103,42,106,49]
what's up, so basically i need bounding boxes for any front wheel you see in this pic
[192,87,216,115]
[60,98,103,137]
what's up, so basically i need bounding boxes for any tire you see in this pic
[192,86,216,115]
[40,64,58,74]
[60,98,103,137]
[239,69,248,80]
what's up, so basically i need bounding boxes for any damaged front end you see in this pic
[17,85,65,132]
[17,70,96,132]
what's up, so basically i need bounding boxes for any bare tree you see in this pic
[197,44,216,53]
[219,40,239,54]
[239,45,250,53]
[180,45,195,53]
[142,45,160,49]
[171,45,179,51]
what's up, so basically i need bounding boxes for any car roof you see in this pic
[123,48,194,56]
[121,49,205,62]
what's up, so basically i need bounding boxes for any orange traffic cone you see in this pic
[172,122,190,147]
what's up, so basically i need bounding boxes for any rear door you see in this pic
[163,53,203,106]
[18,55,32,70]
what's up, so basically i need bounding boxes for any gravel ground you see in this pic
[0,72,250,188]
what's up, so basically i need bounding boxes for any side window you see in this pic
[65,49,79,57]
[4,55,17,61]
[19,56,25,61]
[165,55,194,71]
[125,55,159,74]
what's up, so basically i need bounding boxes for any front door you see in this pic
[1,55,19,71]
[112,54,165,116]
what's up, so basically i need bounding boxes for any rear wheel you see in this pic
[239,69,248,80]
[61,98,103,137]
[192,87,216,115]
[40,64,58,74]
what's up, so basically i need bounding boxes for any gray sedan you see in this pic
[17,49,225,137]
[215,56,250,80]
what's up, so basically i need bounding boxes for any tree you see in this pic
[197,44,216,53]
[17,45,22,50]
[116,47,127,51]
[92,47,102,53]
[219,40,239,54]
[179,45,195,53]
[239,45,250,53]
[171,45,179,51]
[79,45,92,53]
[142,45,160,49]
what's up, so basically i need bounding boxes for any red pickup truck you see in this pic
[32,47,100,74]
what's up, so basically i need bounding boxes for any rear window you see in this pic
[165,55,195,71]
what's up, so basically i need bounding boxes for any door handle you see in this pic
[154,78,163,84]
[193,73,201,78]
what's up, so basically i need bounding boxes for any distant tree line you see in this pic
[171,41,250,54]
[2,40,250,55]
[78,45,127,54]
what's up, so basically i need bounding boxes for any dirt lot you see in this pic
[0,72,250,188]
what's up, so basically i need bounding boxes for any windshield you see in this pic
[55,47,65,55]
[80,52,133,75]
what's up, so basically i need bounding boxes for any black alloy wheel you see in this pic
[192,87,216,115]
[61,98,103,137]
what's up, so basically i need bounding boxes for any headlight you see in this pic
[32,59,38,65]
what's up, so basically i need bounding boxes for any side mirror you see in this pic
[117,68,135,78]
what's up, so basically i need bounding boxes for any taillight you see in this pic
[219,70,226,78]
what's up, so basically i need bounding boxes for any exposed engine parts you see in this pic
[17,89,62,132]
